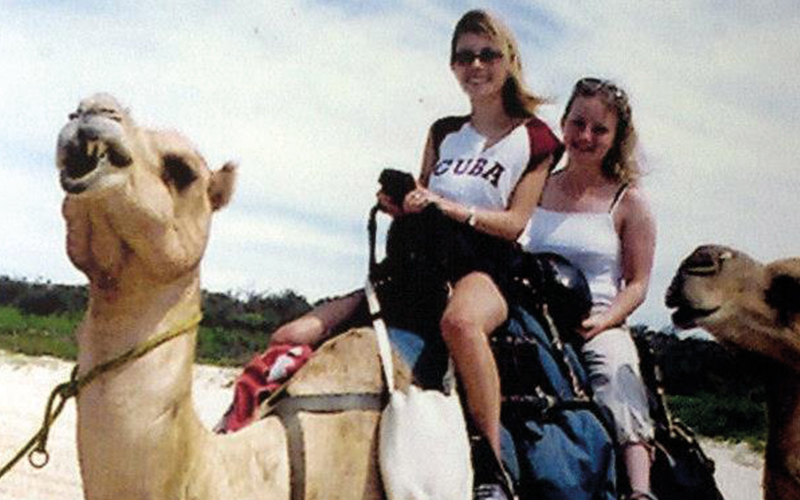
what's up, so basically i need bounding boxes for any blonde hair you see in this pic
[450,9,546,118]
[562,78,640,183]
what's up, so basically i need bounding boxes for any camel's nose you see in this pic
[680,245,732,277]
[665,268,684,309]
[665,245,729,308]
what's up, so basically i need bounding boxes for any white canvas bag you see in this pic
[365,280,473,500]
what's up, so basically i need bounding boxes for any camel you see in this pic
[57,93,411,500]
[666,244,800,500]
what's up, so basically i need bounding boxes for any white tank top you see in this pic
[520,207,622,309]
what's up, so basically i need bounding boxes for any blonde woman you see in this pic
[522,77,657,500]
[268,10,562,499]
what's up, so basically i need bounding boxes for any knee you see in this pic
[270,322,302,345]
[270,317,323,346]
[440,311,481,346]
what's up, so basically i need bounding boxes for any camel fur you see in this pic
[666,244,800,500]
[57,93,409,500]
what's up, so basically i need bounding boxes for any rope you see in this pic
[0,311,202,481]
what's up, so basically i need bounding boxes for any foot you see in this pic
[473,483,511,500]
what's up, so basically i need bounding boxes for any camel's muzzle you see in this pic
[665,245,730,328]
[57,119,133,194]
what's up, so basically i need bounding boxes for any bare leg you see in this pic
[439,272,508,458]
[270,290,364,347]
[624,442,653,496]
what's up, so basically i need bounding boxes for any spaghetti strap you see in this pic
[609,183,629,213]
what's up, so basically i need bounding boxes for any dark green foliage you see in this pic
[201,289,310,334]
[0,276,28,305]
[0,275,312,365]
[0,276,87,315]
[631,325,766,397]
[632,325,767,449]
[668,393,767,451]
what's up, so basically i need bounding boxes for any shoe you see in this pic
[470,433,517,500]
[473,483,510,500]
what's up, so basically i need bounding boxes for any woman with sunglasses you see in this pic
[521,78,657,500]
[376,9,563,499]
[238,10,560,498]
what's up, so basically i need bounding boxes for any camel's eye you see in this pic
[162,155,197,191]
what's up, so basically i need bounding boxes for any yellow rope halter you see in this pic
[0,311,203,480]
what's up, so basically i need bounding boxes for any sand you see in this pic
[0,350,764,499]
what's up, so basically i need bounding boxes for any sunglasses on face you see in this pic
[575,77,628,102]
[452,48,504,66]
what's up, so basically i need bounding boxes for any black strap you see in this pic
[609,183,629,213]
[271,392,384,500]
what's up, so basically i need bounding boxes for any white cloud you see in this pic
[1,1,798,330]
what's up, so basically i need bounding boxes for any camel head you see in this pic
[57,93,237,289]
[666,244,800,373]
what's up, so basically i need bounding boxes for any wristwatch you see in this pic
[466,207,477,227]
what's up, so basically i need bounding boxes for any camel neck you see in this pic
[765,366,800,446]
[75,295,204,499]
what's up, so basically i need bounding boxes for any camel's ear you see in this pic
[209,162,237,211]
[765,259,800,326]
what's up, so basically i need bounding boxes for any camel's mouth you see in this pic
[665,276,720,329]
[58,123,133,194]
[668,303,719,329]
[60,142,100,193]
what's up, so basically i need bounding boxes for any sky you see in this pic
[1,0,798,331]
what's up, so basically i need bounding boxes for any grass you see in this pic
[0,306,266,367]
[668,392,767,452]
[0,306,80,359]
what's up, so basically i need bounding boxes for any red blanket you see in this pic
[216,343,312,433]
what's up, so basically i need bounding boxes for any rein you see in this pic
[0,311,202,481]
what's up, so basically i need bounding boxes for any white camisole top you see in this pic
[520,205,623,309]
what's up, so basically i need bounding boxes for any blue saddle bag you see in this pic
[389,305,617,500]
[495,305,617,500]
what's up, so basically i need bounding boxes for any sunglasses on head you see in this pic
[452,48,504,66]
[575,77,627,102]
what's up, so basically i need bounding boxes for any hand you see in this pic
[578,313,611,341]
[402,187,436,214]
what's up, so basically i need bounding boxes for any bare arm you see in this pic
[581,186,657,339]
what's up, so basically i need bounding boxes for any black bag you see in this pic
[634,335,726,500]
[507,251,592,341]
[651,420,725,500]
[371,204,452,334]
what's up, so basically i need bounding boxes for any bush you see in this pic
[0,276,28,305]
[669,392,767,450]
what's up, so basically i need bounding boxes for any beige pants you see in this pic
[581,326,654,446]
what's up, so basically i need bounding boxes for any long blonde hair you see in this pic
[562,78,640,183]
[450,9,546,118]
